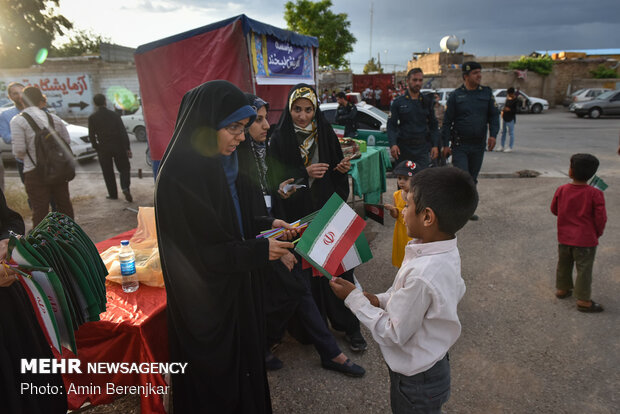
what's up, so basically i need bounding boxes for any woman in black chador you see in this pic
[155,80,294,413]
[267,84,369,360]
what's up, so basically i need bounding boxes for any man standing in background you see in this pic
[0,82,27,191]
[88,94,133,202]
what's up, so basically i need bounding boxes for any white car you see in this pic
[121,107,147,142]
[1,118,96,162]
[320,101,389,147]
[563,88,611,107]
[493,89,549,114]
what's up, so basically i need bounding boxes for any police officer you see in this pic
[335,92,358,137]
[441,61,499,220]
[388,68,438,169]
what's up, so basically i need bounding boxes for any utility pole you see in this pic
[369,1,374,59]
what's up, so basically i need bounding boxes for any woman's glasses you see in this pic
[224,123,246,135]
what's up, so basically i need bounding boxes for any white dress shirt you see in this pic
[10,106,70,173]
[345,237,466,376]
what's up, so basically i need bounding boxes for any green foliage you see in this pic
[590,64,618,79]
[284,0,356,69]
[509,55,554,76]
[363,57,383,74]
[0,0,72,68]
[50,28,110,57]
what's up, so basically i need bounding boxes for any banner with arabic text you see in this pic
[250,32,315,85]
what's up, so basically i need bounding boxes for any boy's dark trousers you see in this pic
[388,353,450,414]
[556,244,597,301]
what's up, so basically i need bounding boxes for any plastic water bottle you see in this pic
[119,240,139,292]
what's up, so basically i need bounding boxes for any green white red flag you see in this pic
[295,193,367,279]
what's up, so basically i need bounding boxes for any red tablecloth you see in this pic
[60,229,169,414]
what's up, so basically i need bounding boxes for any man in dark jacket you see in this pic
[335,92,358,137]
[88,94,133,201]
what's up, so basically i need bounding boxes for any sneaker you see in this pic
[122,189,133,203]
[503,147,512,153]
[495,146,504,152]
[321,358,365,377]
[344,332,368,352]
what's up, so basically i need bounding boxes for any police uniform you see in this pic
[387,90,439,169]
[335,101,358,138]
[441,64,499,183]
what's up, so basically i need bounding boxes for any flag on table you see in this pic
[295,193,366,279]
[589,175,608,192]
[364,203,384,225]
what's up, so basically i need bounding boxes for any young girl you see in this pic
[385,160,418,267]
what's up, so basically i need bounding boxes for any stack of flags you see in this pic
[6,212,108,354]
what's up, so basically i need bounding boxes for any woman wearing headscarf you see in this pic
[0,188,67,414]
[155,80,294,413]
[267,84,369,360]
[239,94,364,377]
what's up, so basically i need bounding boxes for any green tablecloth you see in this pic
[348,146,391,205]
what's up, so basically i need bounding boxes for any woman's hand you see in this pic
[334,156,352,174]
[0,239,18,287]
[272,219,299,241]
[306,163,329,179]
[268,239,294,261]
[279,251,298,271]
[278,178,296,199]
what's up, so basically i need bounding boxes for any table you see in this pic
[60,229,169,414]
[348,146,391,205]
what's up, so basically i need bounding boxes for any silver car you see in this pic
[563,88,611,107]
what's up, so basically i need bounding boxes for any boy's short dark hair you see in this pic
[507,87,515,94]
[570,153,599,181]
[22,86,44,107]
[336,91,346,99]
[93,93,107,106]
[409,167,478,235]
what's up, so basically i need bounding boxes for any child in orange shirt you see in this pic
[385,160,418,267]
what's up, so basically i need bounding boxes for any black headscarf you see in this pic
[154,80,272,413]
[267,83,349,222]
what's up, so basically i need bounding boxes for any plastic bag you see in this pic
[101,207,164,288]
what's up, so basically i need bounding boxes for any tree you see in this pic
[284,0,356,69]
[590,64,618,79]
[363,57,383,74]
[508,55,554,76]
[50,28,110,57]
[0,0,72,68]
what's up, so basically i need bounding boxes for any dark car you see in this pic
[569,90,620,118]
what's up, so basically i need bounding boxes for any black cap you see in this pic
[393,160,418,177]
[462,61,481,74]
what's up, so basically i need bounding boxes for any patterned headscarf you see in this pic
[288,86,317,112]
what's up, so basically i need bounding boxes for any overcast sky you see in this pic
[58,0,620,73]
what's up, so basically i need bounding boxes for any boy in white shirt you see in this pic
[330,167,478,413]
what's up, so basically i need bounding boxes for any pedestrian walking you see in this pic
[88,94,133,202]
[498,87,518,152]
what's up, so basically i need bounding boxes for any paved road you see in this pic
[480,108,620,178]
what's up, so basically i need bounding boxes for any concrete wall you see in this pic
[549,59,620,104]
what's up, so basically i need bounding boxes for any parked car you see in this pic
[569,89,620,119]
[563,88,611,107]
[0,118,97,162]
[493,89,549,114]
[121,107,147,142]
[320,101,389,147]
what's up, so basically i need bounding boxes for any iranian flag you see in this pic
[295,193,366,279]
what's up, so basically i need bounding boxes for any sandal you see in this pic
[577,300,604,313]
[555,290,572,299]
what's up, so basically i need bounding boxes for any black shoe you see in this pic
[265,352,283,371]
[106,195,118,200]
[321,358,365,377]
[345,332,368,352]
[469,214,479,221]
[122,189,133,202]
[577,300,604,313]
